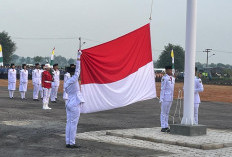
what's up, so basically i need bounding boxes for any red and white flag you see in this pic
[80,24,156,113]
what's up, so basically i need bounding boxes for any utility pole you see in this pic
[203,49,212,67]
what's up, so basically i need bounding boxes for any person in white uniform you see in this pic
[51,63,60,103]
[159,66,175,133]
[64,51,85,148]
[19,64,28,99]
[32,63,42,101]
[63,66,72,105]
[8,63,17,99]
[39,64,45,99]
[194,67,204,125]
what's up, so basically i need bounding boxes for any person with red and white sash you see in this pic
[41,64,53,110]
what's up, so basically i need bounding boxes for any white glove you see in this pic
[159,100,163,104]
[78,50,82,55]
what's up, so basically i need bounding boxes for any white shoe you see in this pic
[42,104,46,110]
[46,103,52,109]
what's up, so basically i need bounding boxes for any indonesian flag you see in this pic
[80,24,156,113]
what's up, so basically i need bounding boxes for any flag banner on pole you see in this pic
[80,23,156,113]
[171,49,175,75]
[0,44,3,66]
[50,47,55,65]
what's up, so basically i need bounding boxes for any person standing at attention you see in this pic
[41,64,53,110]
[194,67,204,125]
[8,63,17,99]
[32,63,42,101]
[51,63,60,103]
[19,64,28,99]
[159,66,175,133]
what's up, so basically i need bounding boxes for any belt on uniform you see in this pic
[44,81,52,83]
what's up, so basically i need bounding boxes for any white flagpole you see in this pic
[181,0,197,125]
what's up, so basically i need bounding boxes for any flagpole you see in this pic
[0,45,3,66]
[79,37,82,51]
[181,0,197,125]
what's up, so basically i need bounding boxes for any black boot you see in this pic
[161,128,166,132]
[69,144,81,149]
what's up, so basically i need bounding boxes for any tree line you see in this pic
[11,54,76,67]
[1,31,232,70]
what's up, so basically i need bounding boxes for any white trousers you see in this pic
[66,104,81,145]
[51,86,59,101]
[43,88,51,104]
[194,103,199,125]
[19,82,28,92]
[9,90,15,98]
[63,91,68,100]
[160,101,172,128]
[39,84,43,98]
[33,83,40,99]
[20,92,26,99]
[8,82,16,91]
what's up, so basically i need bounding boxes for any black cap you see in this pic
[35,63,40,66]
[70,68,75,73]
[165,66,172,70]
[22,64,26,67]
[68,66,75,73]
[53,63,58,67]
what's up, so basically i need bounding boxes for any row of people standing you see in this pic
[7,63,66,109]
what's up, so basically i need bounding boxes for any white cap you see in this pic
[44,64,51,69]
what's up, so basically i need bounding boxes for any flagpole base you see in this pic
[170,124,207,136]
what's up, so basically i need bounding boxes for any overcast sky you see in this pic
[1,0,232,64]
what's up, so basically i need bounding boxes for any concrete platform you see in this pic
[170,124,207,136]
[106,127,232,150]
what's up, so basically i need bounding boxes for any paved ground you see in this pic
[0,86,232,157]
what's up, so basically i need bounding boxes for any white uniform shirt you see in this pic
[40,69,44,79]
[64,56,85,106]
[63,72,71,100]
[32,69,42,84]
[52,69,60,86]
[194,76,204,104]
[8,69,17,83]
[20,69,28,83]
[63,72,70,91]
[160,74,175,102]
